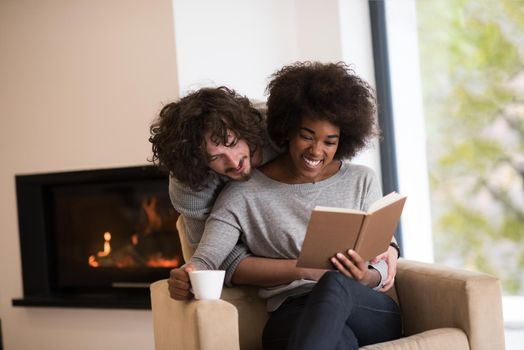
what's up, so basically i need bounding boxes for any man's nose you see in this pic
[223,150,237,167]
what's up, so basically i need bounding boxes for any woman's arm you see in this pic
[232,256,328,287]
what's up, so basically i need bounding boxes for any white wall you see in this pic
[0,0,178,349]
[0,0,376,348]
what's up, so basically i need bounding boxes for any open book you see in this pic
[297,192,407,269]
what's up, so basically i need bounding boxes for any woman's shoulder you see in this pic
[342,161,377,178]
[211,171,268,214]
[338,162,380,191]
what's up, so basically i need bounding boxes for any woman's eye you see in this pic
[325,141,337,146]
[300,134,313,140]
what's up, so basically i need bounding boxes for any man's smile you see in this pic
[227,157,247,174]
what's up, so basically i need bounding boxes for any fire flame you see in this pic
[88,231,112,267]
[147,256,180,268]
[98,232,112,257]
[87,195,181,269]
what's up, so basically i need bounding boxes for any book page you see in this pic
[368,192,405,213]
[313,206,365,215]
[355,196,407,261]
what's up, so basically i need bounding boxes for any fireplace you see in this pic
[12,165,183,309]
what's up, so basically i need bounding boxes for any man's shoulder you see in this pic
[224,170,265,191]
[211,172,270,216]
[261,141,283,165]
[168,173,228,210]
[215,170,266,203]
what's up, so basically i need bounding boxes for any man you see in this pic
[150,87,317,299]
[150,87,271,250]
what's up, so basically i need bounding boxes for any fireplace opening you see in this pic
[13,165,183,309]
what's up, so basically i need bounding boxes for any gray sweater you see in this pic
[190,162,386,311]
[168,142,280,284]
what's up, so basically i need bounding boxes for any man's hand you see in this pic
[168,263,195,300]
[331,249,380,288]
[371,245,399,292]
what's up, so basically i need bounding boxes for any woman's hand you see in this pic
[331,249,380,288]
[371,245,399,292]
[167,263,195,300]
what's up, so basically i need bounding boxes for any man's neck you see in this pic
[251,147,263,168]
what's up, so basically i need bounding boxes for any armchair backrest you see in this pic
[395,260,505,350]
[176,215,196,262]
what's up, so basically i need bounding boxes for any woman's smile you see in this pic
[286,116,340,183]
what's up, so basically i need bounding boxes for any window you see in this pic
[380,0,524,348]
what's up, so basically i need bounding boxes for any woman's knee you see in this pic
[318,270,344,285]
[318,271,361,290]
[314,272,355,299]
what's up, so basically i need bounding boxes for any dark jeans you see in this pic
[261,271,402,350]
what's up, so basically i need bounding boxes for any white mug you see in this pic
[188,270,225,300]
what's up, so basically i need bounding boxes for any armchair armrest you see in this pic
[395,259,505,350]
[150,279,240,350]
[151,279,268,350]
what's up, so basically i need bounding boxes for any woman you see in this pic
[189,62,402,349]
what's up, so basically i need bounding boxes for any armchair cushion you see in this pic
[361,328,469,350]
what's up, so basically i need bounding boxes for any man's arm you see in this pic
[169,175,251,285]
[169,175,226,245]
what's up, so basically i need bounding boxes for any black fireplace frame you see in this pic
[12,165,177,309]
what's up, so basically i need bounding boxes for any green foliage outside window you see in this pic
[416,0,524,295]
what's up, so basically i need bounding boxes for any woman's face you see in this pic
[287,116,340,183]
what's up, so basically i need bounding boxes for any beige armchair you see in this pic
[151,217,505,350]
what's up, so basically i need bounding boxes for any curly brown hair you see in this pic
[266,61,380,160]
[149,87,266,190]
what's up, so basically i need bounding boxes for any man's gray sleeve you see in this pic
[169,176,223,244]
[169,176,250,284]
[219,243,251,287]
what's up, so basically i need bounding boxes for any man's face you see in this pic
[204,130,253,181]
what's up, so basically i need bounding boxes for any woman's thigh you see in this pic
[288,272,401,349]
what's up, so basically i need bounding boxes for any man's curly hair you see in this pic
[149,87,266,190]
[266,61,380,160]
